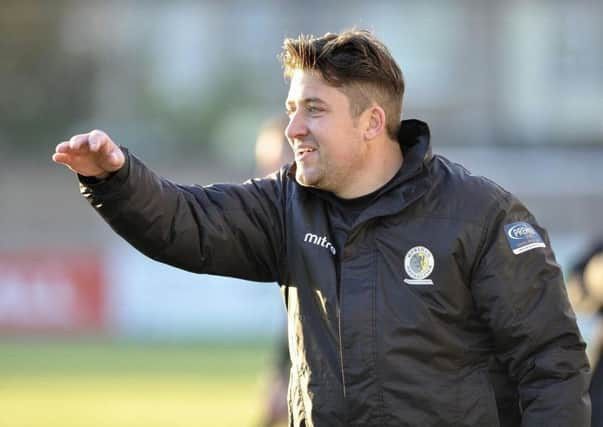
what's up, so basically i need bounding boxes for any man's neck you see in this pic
[335,137,403,199]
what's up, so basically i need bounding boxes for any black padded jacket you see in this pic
[79,120,590,427]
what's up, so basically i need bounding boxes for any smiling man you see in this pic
[53,30,590,426]
[285,69,402,199]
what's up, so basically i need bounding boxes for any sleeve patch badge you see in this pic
[504,222,546,255]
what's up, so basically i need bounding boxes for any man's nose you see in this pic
[285,111,309,141]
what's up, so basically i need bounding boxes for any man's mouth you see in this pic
[296,146,317,161]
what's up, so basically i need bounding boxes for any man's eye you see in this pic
[307,106,321,113]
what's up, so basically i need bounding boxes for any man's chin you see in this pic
[295,169,320,188]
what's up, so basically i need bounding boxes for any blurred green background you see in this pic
[0,340,276,427]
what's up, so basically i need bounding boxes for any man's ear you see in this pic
[364,106,386,141]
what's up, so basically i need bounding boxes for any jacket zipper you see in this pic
[336,240,347,400]
[337,303,346,399]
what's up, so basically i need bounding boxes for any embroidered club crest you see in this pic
[404,246,435,285]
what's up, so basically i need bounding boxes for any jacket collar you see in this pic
[349,119,433,226]
[396,118,433,181]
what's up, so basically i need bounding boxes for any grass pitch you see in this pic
[0,339,283,427]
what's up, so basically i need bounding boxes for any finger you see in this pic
[55,141,70,153]
[69,133,90,151]
[107,150,123,168]
[105,152,118,168]
[88,129,110,152]
[98,133,115,158]
[102,146,125,171]
[52,153,83,175]
[52,152,71,165]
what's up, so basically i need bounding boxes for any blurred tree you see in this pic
[134,61,270,158]
[0,1,99,152]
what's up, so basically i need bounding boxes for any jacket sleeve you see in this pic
[471,194,591,426]
[79,148,286,283]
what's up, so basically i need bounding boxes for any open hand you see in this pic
[52,130,125,178]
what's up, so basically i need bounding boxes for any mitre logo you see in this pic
[304,233,336,255]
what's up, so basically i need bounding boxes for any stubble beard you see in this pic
[296,156,346,195]
[296,162,324,189]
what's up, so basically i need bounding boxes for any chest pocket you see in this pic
[374,216,480,322]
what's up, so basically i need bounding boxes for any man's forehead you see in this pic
[286,70,342,103]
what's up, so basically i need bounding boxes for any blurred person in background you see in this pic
[567,239,603,426]
[52,29,590,426]
[255,116,294,179]
[253,116,292,427]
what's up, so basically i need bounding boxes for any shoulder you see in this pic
[425,154,520,224]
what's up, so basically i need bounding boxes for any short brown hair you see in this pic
[280,29,404,140]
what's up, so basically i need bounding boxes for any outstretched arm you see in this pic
[52,130,286,283]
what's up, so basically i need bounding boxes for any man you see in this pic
[53,30,590,426]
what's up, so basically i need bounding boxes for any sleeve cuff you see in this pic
[78,146,131,193]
